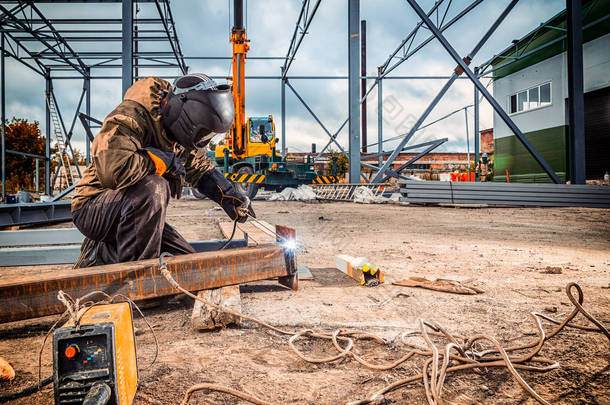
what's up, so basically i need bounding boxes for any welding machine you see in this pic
[52,302,138,405]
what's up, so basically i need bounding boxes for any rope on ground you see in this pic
[159,253,608,405]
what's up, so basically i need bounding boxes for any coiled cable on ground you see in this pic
[158,255,608,405]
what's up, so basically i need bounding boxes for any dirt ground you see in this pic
[1,198,609,404]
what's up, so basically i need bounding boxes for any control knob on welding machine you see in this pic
[64,344,80,360]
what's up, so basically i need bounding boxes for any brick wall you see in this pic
[480,128,494,154]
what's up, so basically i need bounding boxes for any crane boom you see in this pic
[230,0,249,158]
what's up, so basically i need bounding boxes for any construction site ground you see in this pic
[1,198,609,404]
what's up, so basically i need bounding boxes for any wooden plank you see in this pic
[218,220,276,246]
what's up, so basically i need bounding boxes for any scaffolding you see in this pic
[0,0,598,204]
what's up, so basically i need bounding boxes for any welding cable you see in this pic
[219,219,238,250]
[0,376,53,403]
[180,383,271,405]
[159,258,609,405]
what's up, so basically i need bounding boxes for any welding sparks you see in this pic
[282,239,298,251]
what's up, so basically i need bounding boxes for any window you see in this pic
[508,82,551,114]
[249,118,274,143]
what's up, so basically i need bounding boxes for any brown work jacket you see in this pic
[72,77,214,212]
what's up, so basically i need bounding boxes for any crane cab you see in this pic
[215,115,275,159]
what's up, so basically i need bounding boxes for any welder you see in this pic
[71,74,254,268]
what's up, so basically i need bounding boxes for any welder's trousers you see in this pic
[72,174,194,267]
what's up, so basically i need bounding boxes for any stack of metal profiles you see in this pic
[399,181,610,208]
[0,201,72,228]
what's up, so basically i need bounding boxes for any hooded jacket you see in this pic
[72,77,215,212]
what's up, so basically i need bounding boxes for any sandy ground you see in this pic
[0,198,609,404]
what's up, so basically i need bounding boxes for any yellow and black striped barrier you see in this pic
[224,172,266,183]
[312,175,339,184]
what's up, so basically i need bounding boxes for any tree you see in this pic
[325,149,348,177]
[1,118,57,193]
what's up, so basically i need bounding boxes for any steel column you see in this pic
[122,0,133,95]
[348,0,360,183]
[85,68,91,165]
[45,71,51,195]
[567,0,585,184]
[1,33,4,201]
[474,67,480,182]
[281,69,286,157]
[377,68,382,168]
[465,107,470,178]
[35,159,39,193]
[361,20,367,153]
[0,243,296,324]
[405,0,561,184]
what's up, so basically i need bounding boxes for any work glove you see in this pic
[163,172,184,199]
[144,147,186,199]
[197,169,255,223]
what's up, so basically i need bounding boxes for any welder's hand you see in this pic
[197,169,256,222]
[144,147,186,178]
[163,172,184,199]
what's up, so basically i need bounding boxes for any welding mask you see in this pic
[162,74,234,150]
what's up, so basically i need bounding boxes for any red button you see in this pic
[65,345,78,359]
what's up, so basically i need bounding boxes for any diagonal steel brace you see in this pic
[405,0,561,184]
[372,0,520,182]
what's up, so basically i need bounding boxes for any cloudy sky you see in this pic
[3,0,566,156]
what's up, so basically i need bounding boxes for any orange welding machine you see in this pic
[52,302,138,405]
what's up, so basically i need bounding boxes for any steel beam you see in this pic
[364,138,448,161]
[381,139,447,182]
[0,243,296,324]
[0,228,83,246]
[285,80,348,156]
[348,0,360,183]
[0,237,248,266]
[281,0,322,79]
[0,201,72,228]
[122,0,134,95]
[567,0,585,184]
[405,0,561,184]
[153,0,187,74]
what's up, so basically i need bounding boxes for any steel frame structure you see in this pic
[0,0,593,204]
[0,0,186,201]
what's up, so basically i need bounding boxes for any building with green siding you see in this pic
[491,0,610,183]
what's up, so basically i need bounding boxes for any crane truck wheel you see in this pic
[233,165,259,200]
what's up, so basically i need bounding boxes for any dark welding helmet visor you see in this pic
[162,74,234,149]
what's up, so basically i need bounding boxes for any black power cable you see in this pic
[0,376,53,403]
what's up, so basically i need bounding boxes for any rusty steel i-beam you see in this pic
[0,242,297,324]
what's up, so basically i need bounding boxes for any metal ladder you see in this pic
[45,92,75,189]
[312,183,387,201]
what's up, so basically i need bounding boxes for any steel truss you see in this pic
[0,0,593,205]
[0,0,186,200]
